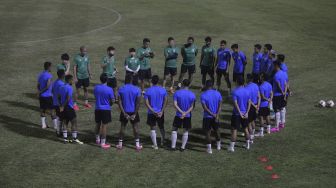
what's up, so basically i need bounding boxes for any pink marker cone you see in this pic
[258,156,268,163]
[271,173,280,179]
[265,165,273,171]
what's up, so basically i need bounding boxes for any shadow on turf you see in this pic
[2,100,40,112]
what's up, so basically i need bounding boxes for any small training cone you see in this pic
[265,165,273,171]
[258,156,268,162]
[271,173,280,179]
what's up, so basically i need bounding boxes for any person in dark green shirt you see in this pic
[137,38,154,93]
[200,36,216,89]
[101,46,118,97]
[163,37,179,93]
[125,48,141,85]
[178,36,198,88]
[57,53,71,75]
[73,46,92,110]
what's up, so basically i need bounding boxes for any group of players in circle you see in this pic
[37,36,290,153]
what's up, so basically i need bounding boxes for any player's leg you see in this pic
[51,108,58,131]
[170,71,176,93]
[100,123,110,149]
[272,96,281,132]
[224,72,232,96]
[203,118,212,154]
[95,122,101,145]
[228,115,238,152]
[178,65,186,87]
[163,74,168,89]
[158,114,165,146]
[171,116,180,150]
[213,121,221,150]
[39,97,47,128]
[74,80,81,110]
[62,120,69,143]
[70,111,83,144]
[209,68,215,85]
[201,66,207,88]
[132,122,142,150]
[216,69,222,91]
[117,112,127,149]
[180,118,191,151]
[147,114,158,149]
[242,118,251,149]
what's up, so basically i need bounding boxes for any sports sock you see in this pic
[118,139,123,147]
[280,108,286,124]
[135,139,140,147]
[41,116,46,128]
[72,131,77,139]
[275,112,280,128]
[96,134,100,141]
[230,141,235,148]
[101,138,106,145]
[171,131,177,148]
[63,130,68,139]
[260,127,264,135]
[85,100,88,104]
[150,130,157,146]
[207,144,211,150]
[181,131,189,149]
[52,118,58,130]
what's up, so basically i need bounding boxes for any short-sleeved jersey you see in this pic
[101,55,116,78]
[60,83,74,109]
[232,86,250,115]
[217,48,231,70]
[173,89,196,118]
[201,45,216,67]
[38,71,53,97]
[259,81,272,107]
[144,85,168,114]
[164,46,179,68]
[252,52,263,74]
[200,89,222,118]
[94,84,115,110]
[52,79,65,106]
[273,70,288,96]
[181,44,198,66]
[118,84,141,113]
[124,56,140,72]
[232,51,247,73]
[74,54,90,79]
[245,82,259,105]
[137,47,153,70]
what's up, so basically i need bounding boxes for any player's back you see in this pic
[94,84,114,110]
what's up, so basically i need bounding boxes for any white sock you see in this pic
[150,130,157,146]
[63,130,68,139]
[280,108,286,124]
[230,141,235,148]
[96,134,100,141]
[181,131,189,149]
[171,131,177,148]
[53,118,58,130]
[267,125,271,133]
[72,131,78,139]
[260,127,264,135]
[85,100,88,104]
[101,138,106,145]
[41,117,46,128]
[135,139,140,147]
[270,103,274,111]
[275,112,280,128]
[118,139,123,146]
[207,144,211,150]
[252,129,255,135]
[246,140,250,149]
[217,140,221,149]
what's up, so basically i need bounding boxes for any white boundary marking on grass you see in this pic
[0,2,122,45]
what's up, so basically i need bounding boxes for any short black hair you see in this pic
[65,74,73,82]
[129,48,136,52]
[100,73,108,84]
[220,40,227,45]
[264,44,272,51]
[259,72,268,81]
[246,73,253,82]
[143,38,150,43]
[125,74,133,84]
[277,54,285,62]
[57,69,65,79]
[107,46,115,51]
[205,36,212,42]
[182,79,191,87]
[44,61,52,70]
[254,44,262,50]
[236,76,244,86]
[151,75,159,85]
[61,53,70,60]
[205,80,214,88]
[168,37,174,42]
[187,36,194,41]
[273,60,281,68]
[231,43,238,49]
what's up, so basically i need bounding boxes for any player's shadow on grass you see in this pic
[2,100,40,112]
[0,115,59,142]
[23,92,38,100]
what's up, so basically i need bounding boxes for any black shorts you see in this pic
[164,67,177,76]
[216,68,229,77]
[201,65,214,75]
[107,78,117,89]
[259,107,270,117]
[231,115,248,130]
[125,71,139,85]
[273,95,286,112]
[139,69,152,80]
[202,118,220,131]
[76,78,90,88]
[147,113,164,128]
[119,112,140,124]
[181,64,196,74]
[62,106,76,121]
[39,96,53,110]
[233,72,244,82]
[54,106,62,119]
[248,106,257,123]
[95,110,112,124]
[173,116,191,129]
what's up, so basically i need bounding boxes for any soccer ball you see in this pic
[326,100,334,108]
[319,100,326,107]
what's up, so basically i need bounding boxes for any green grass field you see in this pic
[0,0,336,187]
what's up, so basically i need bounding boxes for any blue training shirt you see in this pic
[173,89,196,118]
[217,48,231,70]
[38,71,53,97]
[252,52,263,74]
[200,89,222,118]
[273,70,288,96]
[144,85,167,114]
[245,82,259,105]
[60,83,74,109]
[52,79,65,106]
[232,51,246,73]
[118,84,141,113]
[94,84,115,110]
[259,81,272,108]
[232,86,250,115]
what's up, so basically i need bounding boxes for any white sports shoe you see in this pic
[207,148,213,154]
[217,143,221,151]
[227,146,235,152]
[152,145,159,150]
[73,139,84,145]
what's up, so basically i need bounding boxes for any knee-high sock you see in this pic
[181,131,189,149]
[280,108,286,124]
[171,131,177,148]
[275,112,281,128]
[150,130,157,146]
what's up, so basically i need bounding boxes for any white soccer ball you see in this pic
[319,100,326,107]
[326,100,334,108]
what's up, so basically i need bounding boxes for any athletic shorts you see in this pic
[233,72,244,82]
[119,112,140,124]
[39,96,53,110]
[181,64,196,74]
[259,107,270,117]
[248,106,257,123]
[201,65,214,75]
[62,106,76,121]
[231,114,248,130]
[147,113,164,129]
[216,68,229,77]
[54,106,62,119]
[273,95,286,112]
[164,67,177,76]
[202,117,220,131]
[95,110,112,124]
[76,78,90,88]
[173,116,191,129]
[139,69,152,80]
[125,71,139,85]
[107,77,117,89]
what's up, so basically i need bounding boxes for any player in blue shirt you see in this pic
[231,44,247,83]
[215,40,232,96]
[59,75,83,144]
[260,44,273,78]
[228,77,252,152]
[94,73,115,149]
[245,74,261,142]
[117,74,142,150]
[255,73,273,136]
[171,79,196,151]
[272,61,288,133]
[37,61,53,129]
[200,80,222,154]
[144,75,168,149]
[52,69,65,136]
[252,44,263,82]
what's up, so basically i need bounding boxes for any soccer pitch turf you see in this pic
[0,0,335,187]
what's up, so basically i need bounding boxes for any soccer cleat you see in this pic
[73,104,80,111]
[271,127,280,133]
[152,145,159,150]
[254,132,264,137]
[227,146,235,152]
[279,123,285,129]
[101,143,111,149]
[63,139,70,144]
[84,103,92,109]
[136,145,143,151]
[96,139,100,145]
[116,144,123,150]
[206,148,213,154]
[243,142,250,150]
[73,139,84,144]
